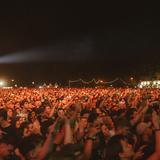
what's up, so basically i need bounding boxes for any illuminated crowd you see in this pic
[0,87,160,160]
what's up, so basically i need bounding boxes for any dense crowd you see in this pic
[0,87,160,160]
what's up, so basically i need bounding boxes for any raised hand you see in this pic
[133,145,146,160]
[152,111,160,130]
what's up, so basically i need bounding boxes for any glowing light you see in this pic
[146,81,150,85]
[0,80,6,87]
[32,81,35,85]
[3,87,13,89]
[138,80,160,88]
[153,81,157,85]
[130,77,134,80]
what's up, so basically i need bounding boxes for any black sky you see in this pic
[0,2,159,83]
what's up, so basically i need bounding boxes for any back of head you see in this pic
[18,134,42,157]
[88,111,98,123]
[0,109,7,121]
[49,144,83,160]
[106,135,124,160]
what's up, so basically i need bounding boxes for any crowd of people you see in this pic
[0,87,160,160]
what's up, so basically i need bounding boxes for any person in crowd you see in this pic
[0,87,159,160]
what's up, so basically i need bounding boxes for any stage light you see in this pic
[0,80,6,87]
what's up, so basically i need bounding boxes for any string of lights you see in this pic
[68,78,129,87]
[119,78,129,85]
[1,78,160,89]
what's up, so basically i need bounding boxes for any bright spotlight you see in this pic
[0,80,6,87]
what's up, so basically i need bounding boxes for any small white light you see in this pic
[143,82,147,85]
[153,81,156,85]
[147,81,150,85]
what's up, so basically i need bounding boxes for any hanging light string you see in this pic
[69,79,81,83]
[119,78,130,85]
[80,78,95,84]
[94,78,119,84]
[68,77,130,86]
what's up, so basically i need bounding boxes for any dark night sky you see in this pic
[0,2,159,84]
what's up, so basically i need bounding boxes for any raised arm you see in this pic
[147,111,160,160]
[49,102,58,118]
[80,126,99,160]
[130,100,149,126]
[38,118,62,160]
[63,118,74,145]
